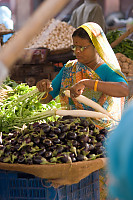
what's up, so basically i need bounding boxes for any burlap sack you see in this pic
[0,158,106,188]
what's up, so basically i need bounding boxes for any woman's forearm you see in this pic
[82,79,129,97]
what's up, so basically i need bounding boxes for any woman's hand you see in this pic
[36,79,53,92]
[70,79,129,98]
[70,81,85,98]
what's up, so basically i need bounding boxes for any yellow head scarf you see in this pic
[79,22,127,82]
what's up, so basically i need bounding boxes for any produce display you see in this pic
[1,78,113,134]
[0,79,61,133]
[106,30,133,60]
[25,18,75,50]
[0,78,110,167]
[4,18,75,50]
[115,53,133,77]
[0,116,107,165]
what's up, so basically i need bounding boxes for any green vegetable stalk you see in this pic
[106,30,133,60]
[0,79,61,132]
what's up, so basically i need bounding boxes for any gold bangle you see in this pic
[94,80,99,92]
[41,92,48,100]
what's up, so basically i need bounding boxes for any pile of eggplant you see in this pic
[0,116,108,164]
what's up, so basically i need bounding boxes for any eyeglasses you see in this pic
[71,44,91,52]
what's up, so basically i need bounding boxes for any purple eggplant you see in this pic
[43,139,53,147]
[89,124,95,130]
[80,119,90,127]
[76,154,88,162]
[47,145,57,151]
[58,132,66,140]
[44,151,52,159]
[52,127,61,135]
[60,154,72,163]
[26,158,33,165]
[52,137,61,144]
[70,125,78,131]
[42,125,51,133]
[38,148,46,156]
[77,134,89,143]
[48,131,57,138]
[33,155,49,164]
[60,124,70,133]
[18,155,25,164]
[33,136,40,144]
[67,131,77,140]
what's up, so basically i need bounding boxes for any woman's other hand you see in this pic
[36,79,53,93]
[70,81,85,98]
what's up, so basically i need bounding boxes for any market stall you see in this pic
[0,1,132,200]
[0,80,108,199]
[6,18,76,85]
[7,19,133,91]
[106,26,133,98]
[0,0,107,200]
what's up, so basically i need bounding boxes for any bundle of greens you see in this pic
[106,30,133,60]
[0,79,61,133]
[3,77,18,89]
[0,78,112,133]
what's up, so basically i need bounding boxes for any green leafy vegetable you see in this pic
[106,30,133,60]
[0,80,61,132]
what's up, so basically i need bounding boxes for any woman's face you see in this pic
[72,36,97,66]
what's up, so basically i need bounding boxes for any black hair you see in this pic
[72,27,93,44]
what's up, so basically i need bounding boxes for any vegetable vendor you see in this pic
[37,22,129,200]
[36,22,129,129]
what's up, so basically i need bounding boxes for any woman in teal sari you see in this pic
[37,22,128,129]
[36,22,129,199]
